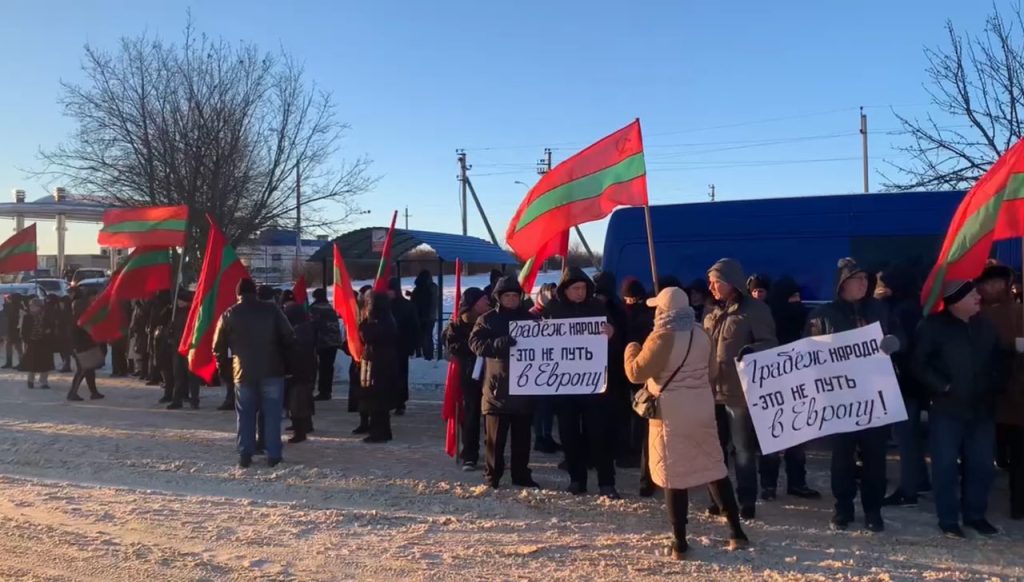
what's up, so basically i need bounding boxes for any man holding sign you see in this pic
[539,268,619,499]
[804,258,894,533]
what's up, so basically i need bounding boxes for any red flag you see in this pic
[77,283,128,343]
[292,275,308,306]
[98,205,188,248]
[0,224,38,274]
[373,211,399,293]
[178,216,250,383]
[442,259,463,458]
[108,247,172,302]
[506,120,647,261]
[333,244,364,362]
[519,229,570,294]
[922,139,1024,312]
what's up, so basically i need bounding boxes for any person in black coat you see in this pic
[310,287,343,402]
[622,277,656,495]
[3,293,24,369]
[349,287,373,431]
[542,267,620,499]
[68,296,104,401]
[55,296,74,373]
[761,276,820,501]
[593,272,633,471]
[410,270,439,360]
[21,298,54,389]
[359,293,401,443]
[805,258,890,532]
[130,299,151,379]
[168,290,202,410]
[387,277,420,415]
[285,303,317,443]
[444,286,491,471]
[469,276,539,489]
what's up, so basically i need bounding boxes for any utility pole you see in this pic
[860,107,869,193]
[295,166,302,270]
[539,148,598,267]
[708,184,716,202]
[457,150,469,236]
[404,206,411,230]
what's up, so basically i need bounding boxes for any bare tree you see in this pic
[883,4,1024,190]
[37,18,375,256]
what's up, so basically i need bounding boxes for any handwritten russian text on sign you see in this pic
[509,317,608,395]
[736,322,906,455]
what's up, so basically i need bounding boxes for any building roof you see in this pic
[0,194,112,223]
[307,227,516,265]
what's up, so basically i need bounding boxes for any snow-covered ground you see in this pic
[0,363,1022,581]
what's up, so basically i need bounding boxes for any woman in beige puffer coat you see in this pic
[625,287,749,559]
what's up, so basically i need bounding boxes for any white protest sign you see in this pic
[736,322,907,455]
[509,317,608,396]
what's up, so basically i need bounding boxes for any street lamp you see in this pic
[514,181,530,189]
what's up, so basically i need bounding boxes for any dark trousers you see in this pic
[639,419,653,490]
[557,398,616,488]
[929,412,995,527]
[70,355,98,397]
[4,338,22,366]
[892,397,929,495]
[316,347,337,397]
[725,405,760,507]
[461,386,482,464]
[171,354,201,405]
[369,410,392,440]
[397,356,410,406]
[831,426,889,517]
[533,396,555,441]
[715,403,731,464]
[666,478,743,544]
[1007,426,1024,519]
[759,444,809,491]
[111,338,129,376]
[419,321,435,360]
[484,414,532,485]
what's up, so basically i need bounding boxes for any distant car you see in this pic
[74,278,110,296]
[34,278,71,297]
[0,283,47,301]
[71,268,108,287]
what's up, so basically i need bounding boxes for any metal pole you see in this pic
[169,247,187,323]
[296,166,302,277]
[464,177,500,247]
[573,226,599,268]
[436,259,444,362]
[860,107,869,193]
[644,204,660,293]
[458,151,469,236]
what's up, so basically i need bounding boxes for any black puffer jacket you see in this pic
[309,299,342,350]
[879,269,925,399]
[212,294,295,385]
[805,259,889,337]
[912,311,1003,421]
[388,278,420,357]
[470,277,535,415]
[766,276,806,346]
[411,271,439,324]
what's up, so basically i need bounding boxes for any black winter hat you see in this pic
[312,288,328,302]
[621,277,647,299]
[236,278,257,296]
[977,264,1015,284]
[747,274,771,293]
[459,287,488,314]
[558,267,594,297]
[257,285,276,302]
[492,276,524,299]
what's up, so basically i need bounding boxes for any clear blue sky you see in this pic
[0,0,995,255]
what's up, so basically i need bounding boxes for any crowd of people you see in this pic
[2,255,1021,560]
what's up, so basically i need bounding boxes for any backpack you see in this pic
[311,304,342,349]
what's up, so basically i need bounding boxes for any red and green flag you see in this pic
[77,284,128,343]
[0,224,38,274]
[519,229,569,294]
[108,247,172,302]
[178,216,250,383]
[442,259,463,458]
[98,205,189,248]
[506,119,648,261]
[372,210,399,293]
[922,139,1024,312]
[334,243,364,362]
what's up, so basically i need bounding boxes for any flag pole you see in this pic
[643,204,660,293]
[169,215,190,323]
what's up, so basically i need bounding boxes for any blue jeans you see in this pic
[726,405,760,508]
[892,397,929,495]
[236,378,285,460]
[929,412,995,527]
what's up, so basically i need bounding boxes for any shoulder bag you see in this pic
[632,331,694,420]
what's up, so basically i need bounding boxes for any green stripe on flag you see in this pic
[514,153,646,232]
[945,173,1024,264]
[122,249,170,272]
[187,243,238,351]
[0,242,36,261]
[102,220,188,233]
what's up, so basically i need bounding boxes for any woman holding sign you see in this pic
[625,286,749,559]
